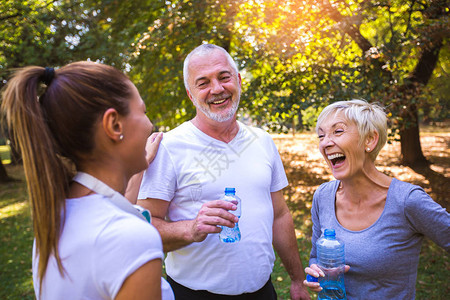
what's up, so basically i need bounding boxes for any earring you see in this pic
[366,147,371,152]
[119,134,124,140]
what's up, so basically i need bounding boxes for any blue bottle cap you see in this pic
[306,274,318,282]
[324,228,336,238]
[224,187,236,193]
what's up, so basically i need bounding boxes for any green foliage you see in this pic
[236,0,449,132]
[0,0,129,86]
[0,166,34,300]
[415,238,450,299]
[85,0,245,129]
[0,145,11,164]
[1,0,447,133]
[422,39,450,123]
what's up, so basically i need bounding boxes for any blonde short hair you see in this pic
[316,99,388,161]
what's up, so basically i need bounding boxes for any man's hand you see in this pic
[190,200,238,242]
[290,279,311,300]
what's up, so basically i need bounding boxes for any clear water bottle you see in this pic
[316,229,347,300]
[219,187,241,243]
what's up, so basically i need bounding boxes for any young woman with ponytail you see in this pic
[1,62,173,299]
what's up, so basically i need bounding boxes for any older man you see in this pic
[137,44,310,300]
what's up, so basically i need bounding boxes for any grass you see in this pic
[0,165,34,299]
[1,130,449,299]
[0,145,11,164]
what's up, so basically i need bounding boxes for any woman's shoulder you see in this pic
[313,180,339,204]
[388,178,429,202]
[387,178,443,215]
[64,195,163,254]
[102,210,161,244]
[72,196,163,249]
[95,214,164,263]
[390,178,418,191]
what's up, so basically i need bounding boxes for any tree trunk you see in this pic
[0,160,12,183]
[399,107,428,166]
[297,109,304,131]
[321,0,444,167]
[399,39,443,166]
[10,143,22,165]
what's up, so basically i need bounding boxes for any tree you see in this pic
[0,0,126,182]
[83,0,242,129]
[235,0,449,167]
[322,0,448,166]
[2,0,446,174]
[87,0,448,166]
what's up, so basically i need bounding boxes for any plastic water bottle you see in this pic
[219,187,241,243]
[316,229,347,299]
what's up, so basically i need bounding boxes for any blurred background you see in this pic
[0,1,448,299]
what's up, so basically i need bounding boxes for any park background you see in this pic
[0,0,448,299]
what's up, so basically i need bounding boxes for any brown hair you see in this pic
[1,61,132,289]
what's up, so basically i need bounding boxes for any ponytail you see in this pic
[1,62,132,291]
[2,67,70,290]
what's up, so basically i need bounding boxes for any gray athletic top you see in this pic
[309,179,450,299]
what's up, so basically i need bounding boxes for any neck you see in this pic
[191,115,239,143]
[338,163,392,204]
[70,160,130,198]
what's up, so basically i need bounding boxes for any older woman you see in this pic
[303,99,449,299]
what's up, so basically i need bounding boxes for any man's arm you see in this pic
[137,198,238,253]
[125,171,145,204]
[272,190,311,300]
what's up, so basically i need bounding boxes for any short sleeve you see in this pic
[138,142,177,201]
[267,135,288,192]
[93,217,164,298]
[404,187,450,252]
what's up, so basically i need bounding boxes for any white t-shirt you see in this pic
[138,121,288,295]
[32,194,174,300]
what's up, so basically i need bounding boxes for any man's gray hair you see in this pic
[183,44,239,93]
[316,99,388,161]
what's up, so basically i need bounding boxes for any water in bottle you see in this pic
[219,187,241,243]
[317,228,347,300]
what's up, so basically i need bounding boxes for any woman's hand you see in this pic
[145,132,163,164]
[303,264,350,292]
[125,132,163,204]
[303,264,324,292]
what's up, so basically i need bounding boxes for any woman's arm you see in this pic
[115,259,162,300]
[125,132,163,204]
[405,187,450,251]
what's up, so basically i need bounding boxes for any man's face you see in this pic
[186,49,241,122]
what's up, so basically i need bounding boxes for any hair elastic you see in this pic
[42,67,55,86]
